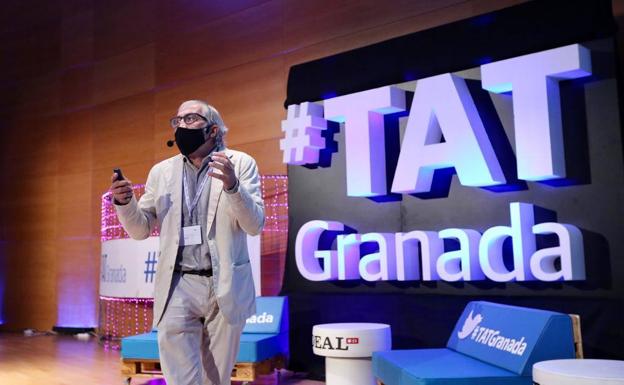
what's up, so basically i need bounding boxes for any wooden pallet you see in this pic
[231,354,287,382]
[569,313,584,359]
[121,354,287,384]
[121,358,163,384]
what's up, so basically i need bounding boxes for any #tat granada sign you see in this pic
[281,44,592,283]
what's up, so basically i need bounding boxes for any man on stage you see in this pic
[110,100,265,385]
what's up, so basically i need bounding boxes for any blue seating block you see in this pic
[242,296,289,335]
[121,296,289,364]
[373,348,528,385]
[446,301,574,376]
[237,333,289,362]
[237,296,289,362]
[121,329,159,360]
[372,301,576,385]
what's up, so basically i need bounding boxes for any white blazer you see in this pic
[115,149,265,326]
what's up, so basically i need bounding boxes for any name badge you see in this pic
[181,225,202,246]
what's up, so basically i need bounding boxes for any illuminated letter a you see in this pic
[391,73,505,194]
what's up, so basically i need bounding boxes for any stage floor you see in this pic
[0,332,323,385]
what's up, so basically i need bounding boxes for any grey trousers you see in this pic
[157,273,245,385]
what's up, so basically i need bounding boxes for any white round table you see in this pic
[533,359,624,385]
[312,323,391,385]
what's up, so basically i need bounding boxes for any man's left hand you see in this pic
[209,152,237,190]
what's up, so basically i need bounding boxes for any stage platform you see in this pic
[0,332,322,385]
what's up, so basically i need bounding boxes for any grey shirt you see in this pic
[176,155,213,271]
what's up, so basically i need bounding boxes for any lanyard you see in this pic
[183,164,211,217]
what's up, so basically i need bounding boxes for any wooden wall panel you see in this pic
[56,239,98,327]
[3,173,58,243]
[1,23,61,81]
[234,138,286,175]
[3,241,57,330]
[155,0,284,85]
[92,93,155,171]
[4,116,60,178]
[210,57,287,147]
[0,241,7,324]
[0,84,18,115]
[4,203,58,243]
[0,2,56,38]
[94,44,155,105]
[61,10,94,69]
[612,0,624,67]
[1,0,601,331]
[13,73,61,117]
[57,172,93,240]
[93,0,156,60]
[155,0,271,38]
[283,0,529,69]
[60,109,93,175]
[61,66,94,111]
[60,0,94,18]
[282,0,465,50]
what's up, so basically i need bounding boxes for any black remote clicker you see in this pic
[113,168,125,181]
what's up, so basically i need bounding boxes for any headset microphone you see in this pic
[166,139,175,147]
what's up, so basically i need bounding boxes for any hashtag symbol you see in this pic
[280,102,328,165]
[144,251,157,283]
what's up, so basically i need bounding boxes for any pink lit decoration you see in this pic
[260,175,288,233]
[259,175,289,296]
[100,296,153,350]
[101,184,160,242]
[99,176,289,348]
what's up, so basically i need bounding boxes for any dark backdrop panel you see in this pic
[285,0,616,107]
[281,0,624,378]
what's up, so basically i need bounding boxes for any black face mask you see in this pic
[174,127,207,156]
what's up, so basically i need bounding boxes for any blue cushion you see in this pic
[236,332,289,362]
[243,296,289,334]
[121,330,159,360]
[120,296,290,363]
[120,330,289,363]
[446,301,575,375]
[373,348,531,385]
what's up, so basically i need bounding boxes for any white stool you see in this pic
[533,359,624,385]
[312,323,391,385]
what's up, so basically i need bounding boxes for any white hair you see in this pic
[179,99,229,148]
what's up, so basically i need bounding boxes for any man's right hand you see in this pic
[110,173,134,205]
